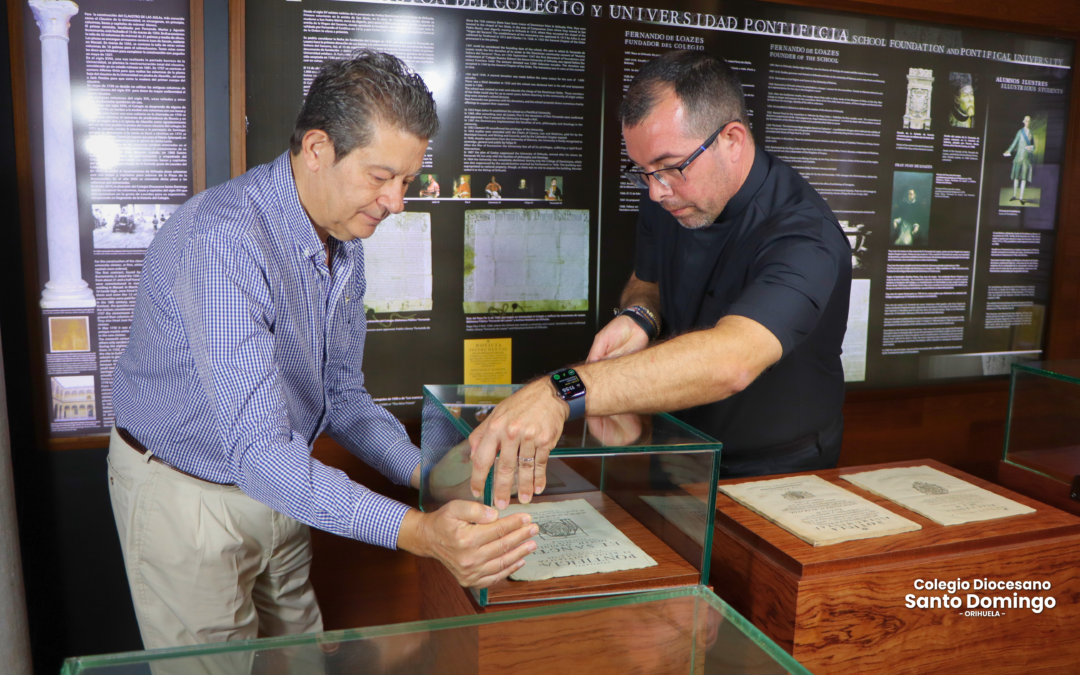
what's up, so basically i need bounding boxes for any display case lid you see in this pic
[61,585,811,675]
[1012,359,1080,384]
[423,384,722,455]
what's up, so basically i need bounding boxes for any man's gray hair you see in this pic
[290,50,439,159]
[618,50,750,139]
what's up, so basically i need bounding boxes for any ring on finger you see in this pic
[518,457,535,464]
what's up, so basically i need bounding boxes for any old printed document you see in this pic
[719,475,921,546]
[500,499,657,581]
[841,465,1035,526]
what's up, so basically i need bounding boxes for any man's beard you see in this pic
[665,201,720,229]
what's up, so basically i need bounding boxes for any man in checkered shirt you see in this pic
[107,51,538,650]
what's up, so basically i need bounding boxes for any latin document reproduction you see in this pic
[719,475,921,546]
[841,465,1035,525]
[500,499,657,581]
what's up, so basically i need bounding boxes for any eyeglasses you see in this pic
[623,121,738,189]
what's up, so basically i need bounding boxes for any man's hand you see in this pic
[468,379,568,509]
[587,315,650,362]
[428,440,519,503]
[397,501,538,588]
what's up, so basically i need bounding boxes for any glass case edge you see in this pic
[1003,368,1019,460]
[1010,361,1080,385]
[422,385,478,439]
[656,411,722,444]
[699,448,721,586]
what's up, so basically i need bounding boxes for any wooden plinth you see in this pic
[418,558,703,675]
[705,459,1080,674]
[418,489,705,674]
[421,490,699,619]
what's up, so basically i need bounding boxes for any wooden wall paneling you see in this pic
[308,436,421,629]
[841,383,1012,479]
[228,0,244,178]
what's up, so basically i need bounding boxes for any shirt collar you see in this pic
[270,151,336,264]
[715,145,768,224]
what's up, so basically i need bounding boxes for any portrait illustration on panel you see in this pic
[948,72,975,128]
[416,173,440,198]
[544,176,563,201]
[890,172,932,246]
[454,175,472,199]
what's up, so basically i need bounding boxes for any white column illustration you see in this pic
[30,0,96,309]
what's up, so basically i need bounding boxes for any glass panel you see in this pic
[62,586,812,675]
[1004,361,1080,486]
[421,385,720,607]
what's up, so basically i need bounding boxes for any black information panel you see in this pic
[246,0,1074,417]
[20,0,196,439]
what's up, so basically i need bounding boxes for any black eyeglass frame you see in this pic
[623,120,740,189]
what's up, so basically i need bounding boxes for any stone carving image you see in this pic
[903,67,934,130]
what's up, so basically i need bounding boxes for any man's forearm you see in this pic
[620,273,661,316]
[577,315,782,416]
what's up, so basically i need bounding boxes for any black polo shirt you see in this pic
[635,146,851,458]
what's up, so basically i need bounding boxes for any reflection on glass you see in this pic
[1004,360,1080,486]
[61,586,811,675]
[420,385,722,608]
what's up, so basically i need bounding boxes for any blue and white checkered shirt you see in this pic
[114,152,418,549]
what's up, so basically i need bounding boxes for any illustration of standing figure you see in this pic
[892,188,922,246]
[1004,116,1035,204]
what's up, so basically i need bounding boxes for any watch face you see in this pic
[552,369,586,400]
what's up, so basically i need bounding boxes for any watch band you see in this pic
[615,305,660,340]
[619,308,657,340]
[566,394,586,420]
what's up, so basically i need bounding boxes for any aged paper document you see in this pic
[719,475,921,546]
[500,499,657,581]
[841,465,1035,526]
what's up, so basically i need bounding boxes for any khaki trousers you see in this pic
[107,427,323,653]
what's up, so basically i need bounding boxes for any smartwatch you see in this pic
[550,368,587,421]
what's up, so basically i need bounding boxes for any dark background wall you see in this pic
[2,0,1079,673]
[1,0,232,671]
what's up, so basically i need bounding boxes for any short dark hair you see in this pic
[618,50,749,138]
[290,50,439,159]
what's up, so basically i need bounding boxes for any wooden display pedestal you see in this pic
[418,491,704,675]
[709,459,1080,674]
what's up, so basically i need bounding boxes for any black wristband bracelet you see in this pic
[618,308,658,340]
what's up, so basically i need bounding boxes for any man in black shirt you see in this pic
[467,51,851,507]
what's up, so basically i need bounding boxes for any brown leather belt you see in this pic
[116,427,232,486]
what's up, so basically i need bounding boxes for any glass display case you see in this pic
[61,585,811,675]
[1004,360,1080,501]
[421,384,721,608]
